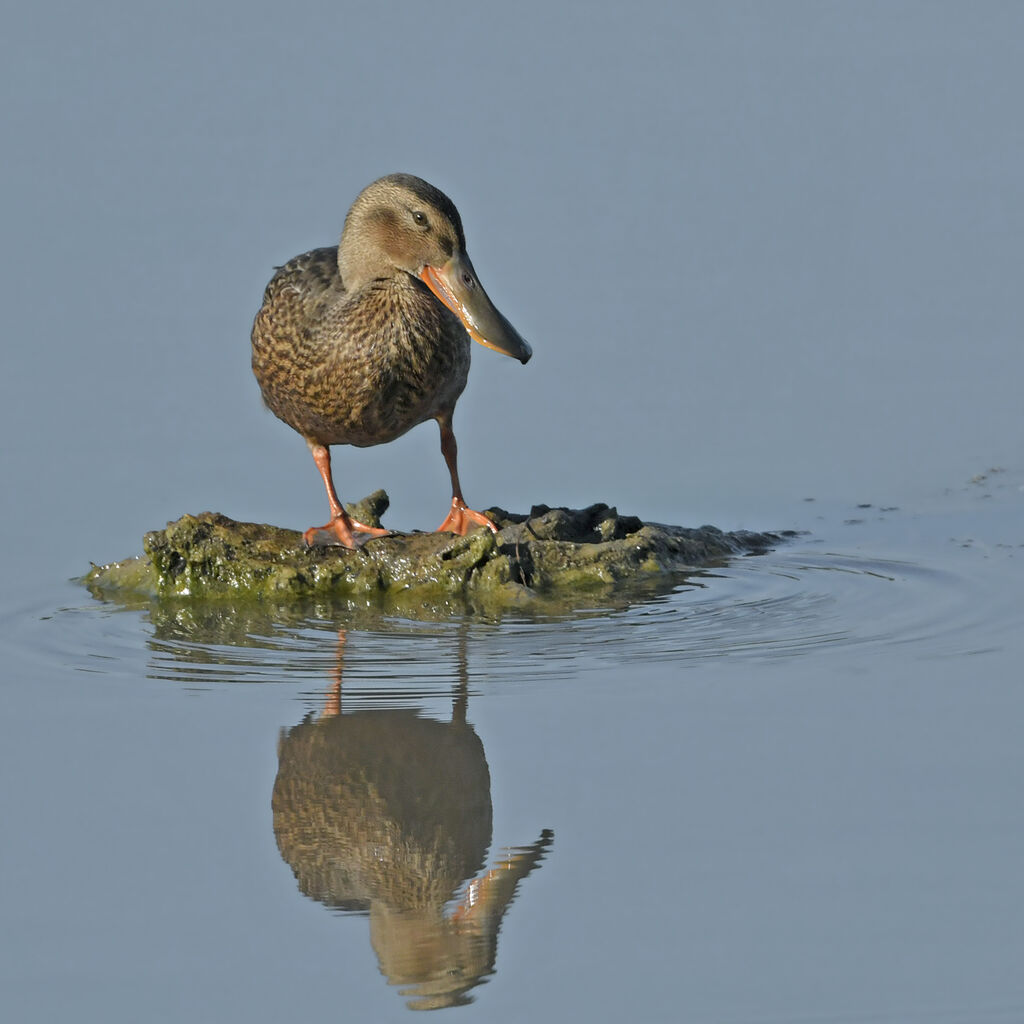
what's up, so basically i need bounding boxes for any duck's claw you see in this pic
[436,497,499,536]
[304,515,392,549]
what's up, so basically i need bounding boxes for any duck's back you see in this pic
[252,247,471,448]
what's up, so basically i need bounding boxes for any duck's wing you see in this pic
[255,246,346,332]
[252,246,353,434]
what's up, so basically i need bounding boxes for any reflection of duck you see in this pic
[271,633,552,1010]
[251,173,531,549]
[273,697,492,914]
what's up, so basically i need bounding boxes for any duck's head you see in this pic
[338,173,532,364]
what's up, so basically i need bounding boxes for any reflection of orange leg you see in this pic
[304,443,391,548]
[435,414,499,536]
[321,630,346,718]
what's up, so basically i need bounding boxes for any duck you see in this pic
[251,173,531,549]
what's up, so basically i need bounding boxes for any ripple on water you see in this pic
[8,543,1006,696]
[492,551,986,672]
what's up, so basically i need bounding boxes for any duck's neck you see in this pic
[337,205,404,292]
[338,239,387,290]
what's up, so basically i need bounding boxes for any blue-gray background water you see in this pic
[2,3,1022,1022]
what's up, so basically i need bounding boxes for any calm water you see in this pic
[3,479,1022,1022]
[3,4,1024,1022]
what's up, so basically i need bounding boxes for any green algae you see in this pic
[83,491,789,615]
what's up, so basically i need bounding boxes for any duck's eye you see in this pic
[412,210,429,228]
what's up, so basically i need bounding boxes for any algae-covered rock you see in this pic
[84,491,788,613]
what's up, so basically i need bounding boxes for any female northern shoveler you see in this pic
[251,173,531,549]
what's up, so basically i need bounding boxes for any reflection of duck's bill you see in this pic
[419,254,532,364]
[451,829,554,923]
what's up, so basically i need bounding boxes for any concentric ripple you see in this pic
[6,540,1005,699]
[481,549,993,674]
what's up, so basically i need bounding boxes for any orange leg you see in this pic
[304,443,391,548]
[435,414,499,536]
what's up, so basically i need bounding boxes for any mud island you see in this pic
[84,491,789,614]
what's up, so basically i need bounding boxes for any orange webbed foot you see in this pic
[303,515,392,550]
[436,497,499,536]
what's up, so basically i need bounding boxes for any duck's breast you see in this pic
[253,256,470,447]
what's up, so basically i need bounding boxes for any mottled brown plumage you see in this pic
[251,174,531,548]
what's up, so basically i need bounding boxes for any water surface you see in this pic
[2,4,1023,1022]
[3,481,1022,1022]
